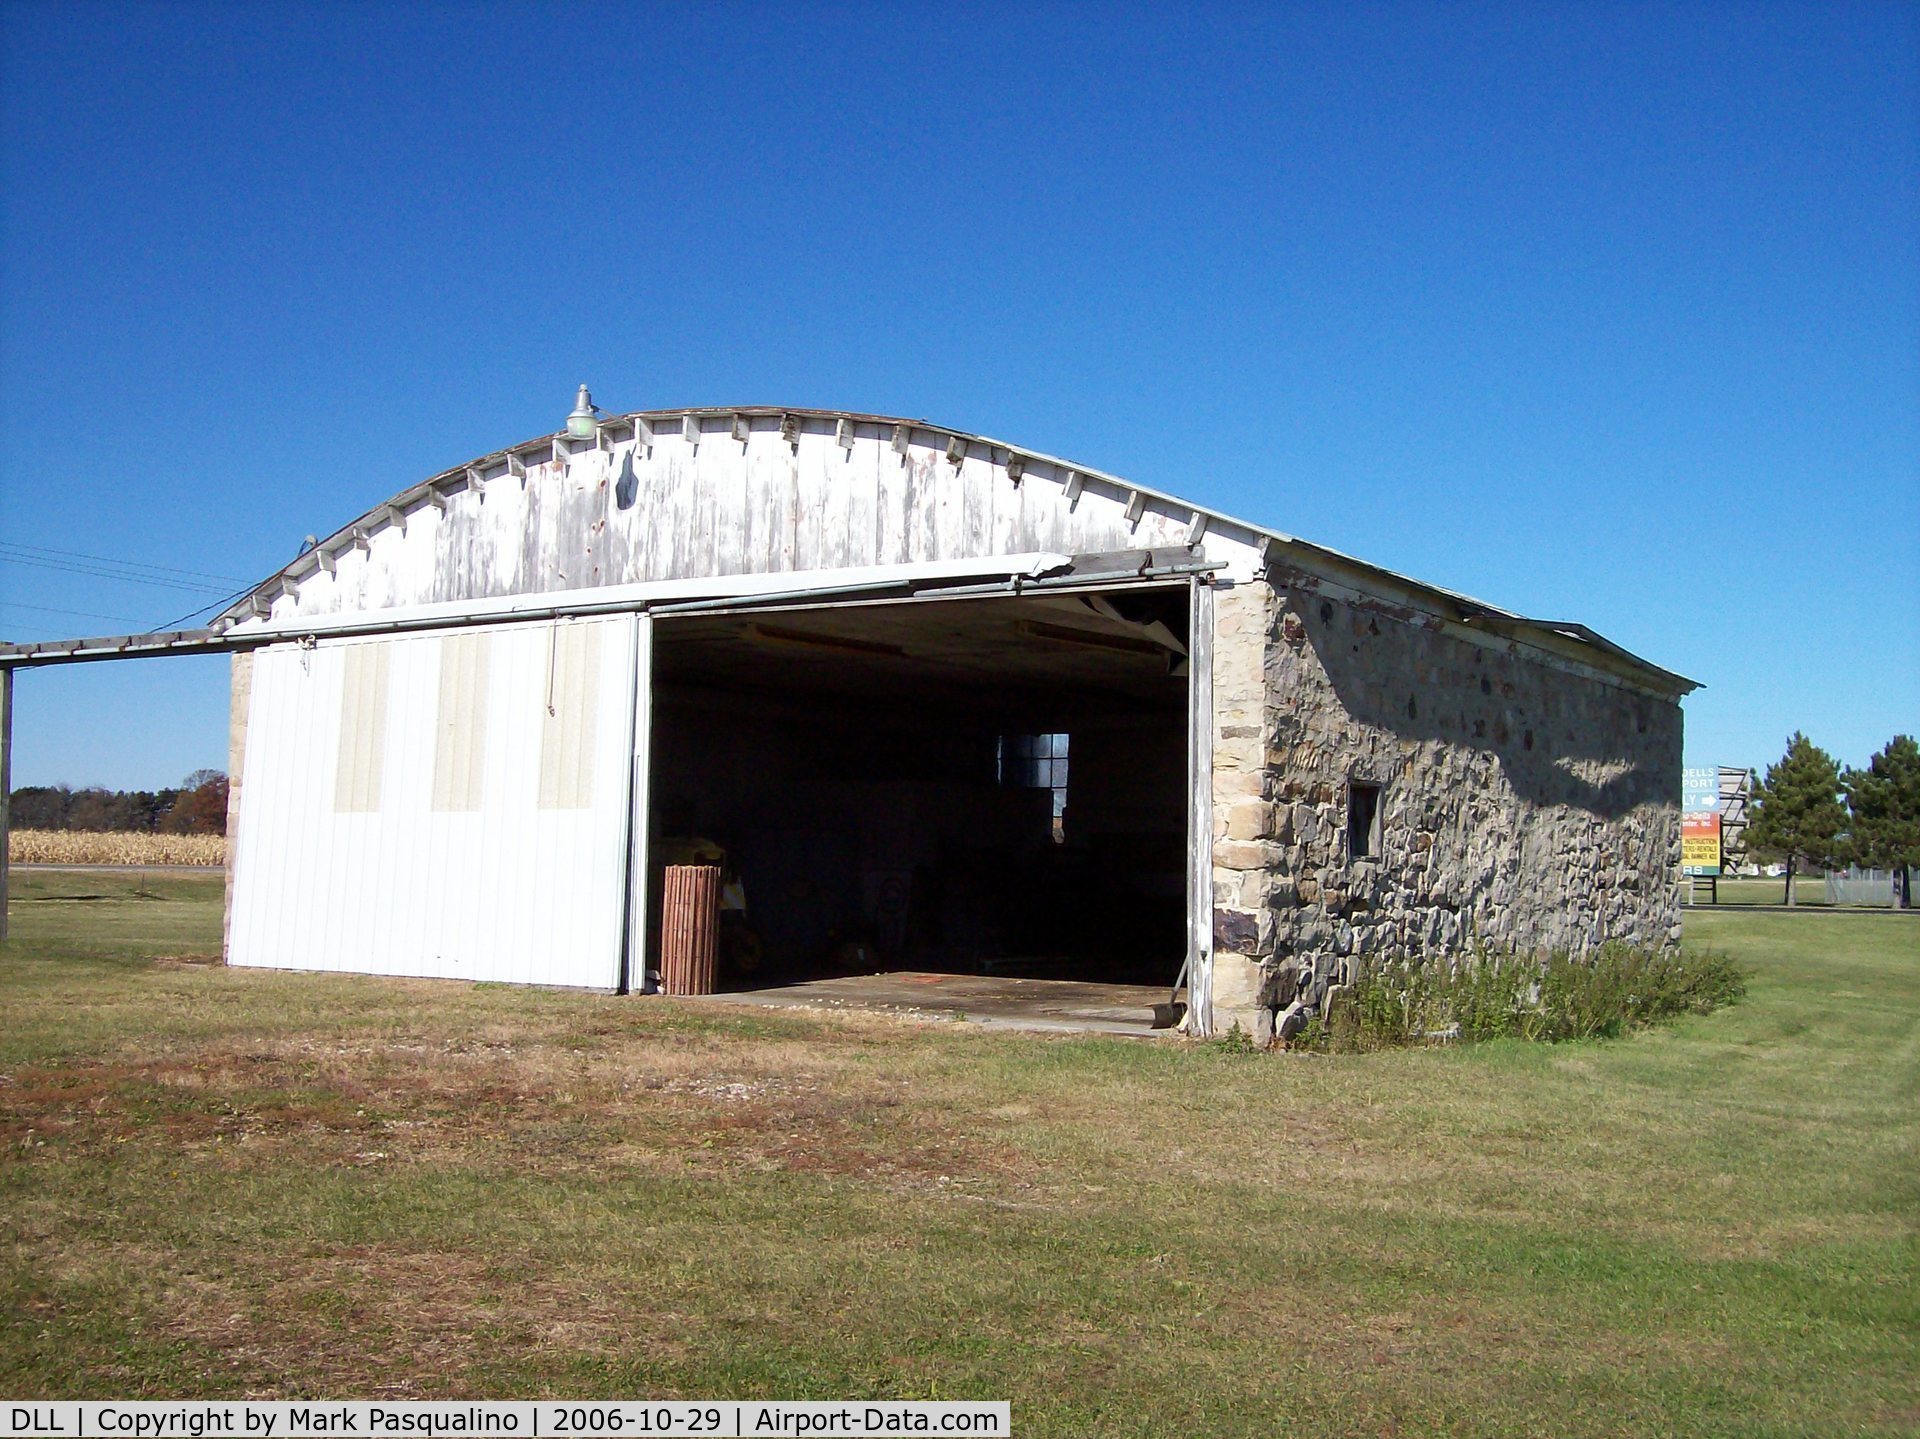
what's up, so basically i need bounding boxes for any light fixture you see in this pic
[566,384,599,440]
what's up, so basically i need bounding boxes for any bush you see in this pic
[1316,943,1745,1052]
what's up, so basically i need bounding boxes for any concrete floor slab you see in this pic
[692,971,1180,1036]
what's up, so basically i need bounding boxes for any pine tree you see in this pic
[1746,733,1847,906]
[1843,735,1920,908]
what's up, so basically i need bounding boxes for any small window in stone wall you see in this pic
[1347,780,1382,861]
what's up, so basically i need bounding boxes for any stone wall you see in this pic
[1210,574,1683,1043]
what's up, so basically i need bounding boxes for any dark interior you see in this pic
[648,587,1191,990]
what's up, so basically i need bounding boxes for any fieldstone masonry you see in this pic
[1210,574,1683,1044]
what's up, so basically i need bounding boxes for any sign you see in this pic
[1682,811,1722,876]
[1682,766,1721,815]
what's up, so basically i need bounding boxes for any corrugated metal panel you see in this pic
[537,620,599,810]
[333,642,387,812]
[431,631,489,811]
[230,615,640,988]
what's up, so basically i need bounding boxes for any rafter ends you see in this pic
[636,417,655,451]
[682,414,700,447]
[1186,510,1209,543]
[945,434,967,466]
[1124,489,1146,526]
[1256,535,1275,567]
[385,504,408,536]
[316,548,336,575]
[506,451,527,479]
[1005,454,1026,485]
[349,527,370,552]
[891,423,911,455]
[465,465,490,499]
[835,417,854,450]
[731,413,752,444]
[1062,470,1084,508]
[780,413,801,449]
[428,488,448,514]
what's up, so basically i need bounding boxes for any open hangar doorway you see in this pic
[644,583,1197,1017]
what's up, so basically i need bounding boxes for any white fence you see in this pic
[1823,866,1905,908]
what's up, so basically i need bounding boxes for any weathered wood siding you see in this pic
[266,417,1260,622]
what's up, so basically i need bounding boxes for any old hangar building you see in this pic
[0,396,1696,1041]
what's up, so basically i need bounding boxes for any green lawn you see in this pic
[1689,875,1838,907]
[2,871,1916,1437]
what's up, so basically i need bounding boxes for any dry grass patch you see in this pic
[2,873,1916,1435]
[10,830,225,867]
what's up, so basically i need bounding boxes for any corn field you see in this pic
[7,830,226,867]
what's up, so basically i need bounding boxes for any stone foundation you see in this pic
[1209,574,1682,1043]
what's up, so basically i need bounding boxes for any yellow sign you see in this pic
[1682,812,1721,876]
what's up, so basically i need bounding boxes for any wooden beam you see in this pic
[1062,469,1083,508]
[1184,578,1214,1036]
[835,417,854,450]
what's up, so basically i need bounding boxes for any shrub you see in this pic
[1314,943,1745,1052]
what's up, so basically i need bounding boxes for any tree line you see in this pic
[1747,734,1918,906]
[6,770,229,836]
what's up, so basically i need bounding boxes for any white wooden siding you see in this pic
[262,418,1262,624]
[229,616,640,988]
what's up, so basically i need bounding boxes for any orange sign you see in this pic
[1682,812,1721,876]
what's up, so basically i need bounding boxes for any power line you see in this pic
[0,552,237,595]
[0,600,147,625]
[155,586,258,631]
[0,540,247,585]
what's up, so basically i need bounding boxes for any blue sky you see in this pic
[1,0,1914,791]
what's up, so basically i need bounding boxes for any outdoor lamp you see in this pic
[566,384,599,440]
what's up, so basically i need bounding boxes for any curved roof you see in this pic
[0,404,1694,697]
[224,404,1694,696]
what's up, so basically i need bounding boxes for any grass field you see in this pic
[1688,875,1910,909]
[2,872,1915,1436]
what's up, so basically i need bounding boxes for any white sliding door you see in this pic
[230,615,641,988]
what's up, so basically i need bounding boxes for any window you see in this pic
[1347,780,1382,861]
[999,731,1069,843]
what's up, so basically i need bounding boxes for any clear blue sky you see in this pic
[1,1,1914,792]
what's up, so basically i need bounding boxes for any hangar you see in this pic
[0,393,1696,1040]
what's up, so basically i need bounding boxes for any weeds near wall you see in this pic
[1317,944,1747,1051]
